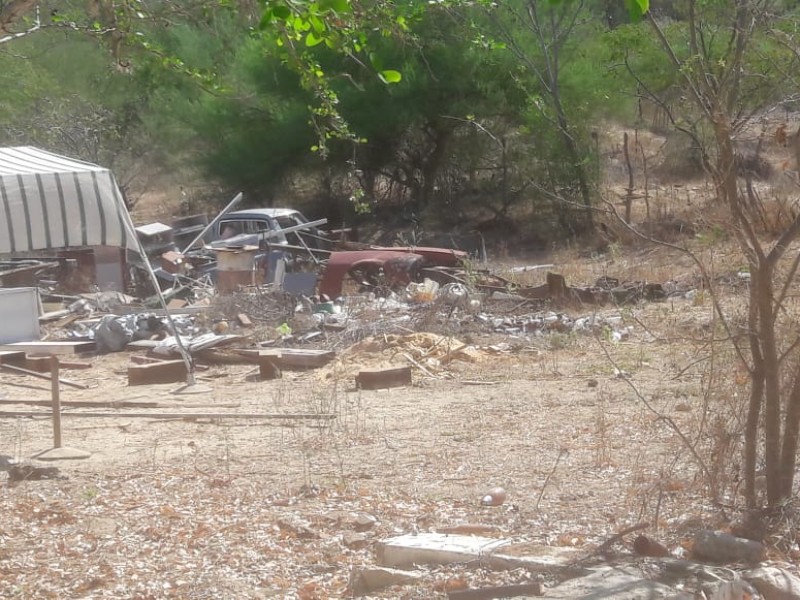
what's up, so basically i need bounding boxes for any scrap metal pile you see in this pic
[0,197,695,389]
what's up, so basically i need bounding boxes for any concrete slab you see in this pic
[376,533,510,568]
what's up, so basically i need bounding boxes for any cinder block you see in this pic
[128,359,188,386]
[356,365,412,390]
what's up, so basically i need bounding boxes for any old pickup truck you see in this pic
[207,208,329,250]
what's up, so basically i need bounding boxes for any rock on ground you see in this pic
[542,566,693,599]
[745,566,800,600]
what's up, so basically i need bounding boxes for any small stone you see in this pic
[481,486,507,506]
[349,566,423,596]
[633,535,670,557]
[342,532,370,550]
[276,517,319,539]
[587,379,599,388]
[693,530,765,564]
[354,513,378,532]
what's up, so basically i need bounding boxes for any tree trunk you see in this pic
[745,279,765,508]
[779,362,800,498]
[755,265,782,506]
[554,105,594,231]
[419,124,451,210]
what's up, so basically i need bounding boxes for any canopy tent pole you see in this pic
[182,192,243,254]
[114,189,196,384]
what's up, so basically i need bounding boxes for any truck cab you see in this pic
[208,208,323,249]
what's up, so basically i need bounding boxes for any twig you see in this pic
[535,448,568,511]
[570,522,650,565]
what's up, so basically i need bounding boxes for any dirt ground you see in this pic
[0,239,760,599]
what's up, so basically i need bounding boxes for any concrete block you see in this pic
[376,533,509,568]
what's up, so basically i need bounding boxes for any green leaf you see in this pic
[272,5,292,20]
[379,69,402,84]
[322,0,351,13]
[308,14,325,33]
[623,0,649,21]
[306,31,324,46]
[369,52,382,70]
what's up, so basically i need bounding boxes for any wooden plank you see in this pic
[0,341,96,355]
[24,356,93,372]
[0,363,88,389]
[357,365,412,390]
[128,360,188,386]
[245,348,335,369]
[0,350,26,365]
[0,399,240,409]
[0,411,336,420]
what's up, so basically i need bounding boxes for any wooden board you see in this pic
[356,366,412,390]
[0,350,26,365]
[128,360,188,386]
[0,341,95,355]
[246,348,335,369]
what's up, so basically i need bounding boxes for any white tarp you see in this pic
[0,146,138,253]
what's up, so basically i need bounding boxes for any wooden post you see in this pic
[50,356,62,448]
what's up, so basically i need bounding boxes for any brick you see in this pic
[128,359,188,386]
[356,365,412,390]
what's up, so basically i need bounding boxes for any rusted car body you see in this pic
[318,247,467,298]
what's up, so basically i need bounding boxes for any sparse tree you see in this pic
[622,0,800,508]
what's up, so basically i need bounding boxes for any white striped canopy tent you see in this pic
[0,146,195,380]
[0,146,138,253]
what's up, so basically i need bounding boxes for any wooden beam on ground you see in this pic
[0,411,336,420]
[24,356,93,372]
[0,399,240,409]
[195,349,281,379]
[357,365,412,390]
[128,360,188,386]
[0,341,96,355]
[0,363,88,389]
[243,348,335,369]
[0,350,25,365]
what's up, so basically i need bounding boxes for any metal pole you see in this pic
[50,356,62,448]
[181,192,243,253]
